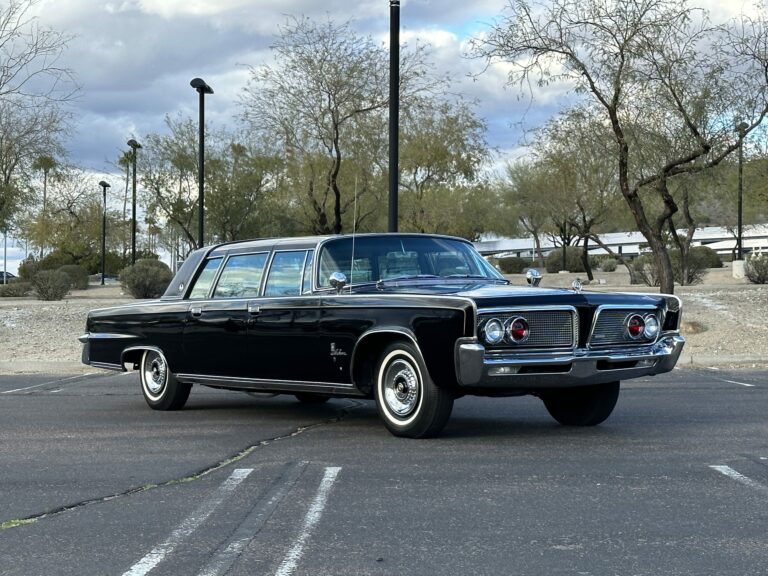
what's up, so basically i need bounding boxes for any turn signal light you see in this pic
[506,317,530,343]
[626,314,645,339]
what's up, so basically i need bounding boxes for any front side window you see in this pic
[213,253,268,298]
[264,251,308,297]
[188,257,222,299]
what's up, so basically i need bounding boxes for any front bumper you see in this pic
[455,334,685,389]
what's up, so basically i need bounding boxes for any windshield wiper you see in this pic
[376,274,440,288]
[445,274,509,283]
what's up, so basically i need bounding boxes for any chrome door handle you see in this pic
[190,307,202,317]
[247,303,261,316]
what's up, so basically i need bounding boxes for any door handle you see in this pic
[190,307,202,317]
[248,303,261,316]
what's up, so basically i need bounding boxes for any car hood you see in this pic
[351,281,666,309]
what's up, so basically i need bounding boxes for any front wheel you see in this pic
[541,381,620,426]
[140,349,191,411]
[374,342,453,438]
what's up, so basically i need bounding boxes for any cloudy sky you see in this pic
[26,0,551,176]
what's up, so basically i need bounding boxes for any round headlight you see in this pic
[506,317,530,343]
[643,314,660,339]
[626,314,645,340]
[483,318,505,345]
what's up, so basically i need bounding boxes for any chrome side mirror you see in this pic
[329,272,348,294]
[526,268,542,287]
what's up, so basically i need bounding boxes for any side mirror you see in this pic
[329,272,348,294]
[526,268,542,287]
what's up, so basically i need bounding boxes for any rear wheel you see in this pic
[140,349,191,410]
[374,342,453,438]
[541,381,620,426]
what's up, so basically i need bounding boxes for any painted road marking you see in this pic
[197,462,308,576]
[710,465,768,494]
[722,379,756,387]
[123,468,253,576]
[274,466,342,576]
[0,373,96,394]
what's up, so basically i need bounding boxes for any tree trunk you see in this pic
[581,237,594,281]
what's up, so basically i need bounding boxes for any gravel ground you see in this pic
[0,282,765,375]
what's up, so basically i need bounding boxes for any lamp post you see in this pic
[735,122,748,261]
[190,77,213,248]
[388,0,400,233]
[127,139,142,264]
[98,180,110,286]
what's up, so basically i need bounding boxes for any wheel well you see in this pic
[121,347,161,371]
[352,333,415,396]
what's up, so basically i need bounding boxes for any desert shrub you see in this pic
[601,258,618,272]
[632,247,716,286]
[18,257,40,281]
[497,256,530,274]
[0,281,32,297]
[120,259,173,299]
[32,270,71,301]
[745,253,768,284]
[545,247,586,273]
[692,245,722,269]
[39,250,75,271]
[57,264,89,290]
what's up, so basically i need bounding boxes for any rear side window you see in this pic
[188,258,222,299]
[213,253,268,299]
[264,251,308,297]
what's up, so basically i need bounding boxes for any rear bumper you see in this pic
[455,334,685,389]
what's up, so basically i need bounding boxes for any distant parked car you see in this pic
[80,233,685,438]
[0,271,16,282]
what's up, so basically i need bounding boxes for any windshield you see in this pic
[317,235,505,288]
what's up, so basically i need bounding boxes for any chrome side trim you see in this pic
[90,361,125,372]
[175,374,365,396]
[81,332,138,340]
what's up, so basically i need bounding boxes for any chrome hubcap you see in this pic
[383,359,419,417]
[143,352,167,395]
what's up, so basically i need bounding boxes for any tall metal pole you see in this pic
[99,181,110,285]
[191,78,213,248]
[737,134,745,260]
[388,0,400,233]
[127,139,141,264]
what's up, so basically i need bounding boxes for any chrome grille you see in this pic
[590,308,661,347]
[478,309,577,349]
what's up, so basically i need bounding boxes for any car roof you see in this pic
[206,233,470,257]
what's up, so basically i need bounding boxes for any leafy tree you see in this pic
[240,17,436,234]
[472,0,768,293]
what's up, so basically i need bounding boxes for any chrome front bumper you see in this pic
[455,334,685,389]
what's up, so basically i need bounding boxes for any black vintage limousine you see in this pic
[80,233,684,437]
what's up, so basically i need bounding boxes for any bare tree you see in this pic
[472,0,768,293]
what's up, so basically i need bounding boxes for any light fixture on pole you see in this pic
[190,77,213,248]
[735,122,748,261]
[98,180,110,286]
[127,139,142,264]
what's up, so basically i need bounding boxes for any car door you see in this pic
[246,250,324,382]
[183,252,268,377]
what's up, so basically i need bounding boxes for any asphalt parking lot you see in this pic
[1,368,766,576]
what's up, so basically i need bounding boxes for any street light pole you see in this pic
[388,0,400,233]
[190,77,213,248]
[98,180,110,286]
[127,139,142,264]
[735,122,748,261]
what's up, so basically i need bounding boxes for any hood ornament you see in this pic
[571,279,583,294]
[525,269,542,288]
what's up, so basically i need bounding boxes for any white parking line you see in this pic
[197,462,308,576]
[274,467,342,576]
[0,373,96,394]
[123,468,253,576]
[710,465,768,494]
[722,379,756,388]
